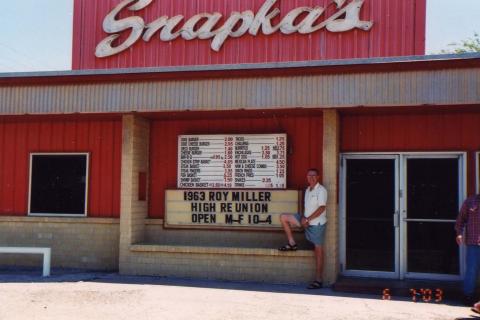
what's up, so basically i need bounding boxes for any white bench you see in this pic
[0,247,51,277]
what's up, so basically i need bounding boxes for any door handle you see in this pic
[394,211,400,228]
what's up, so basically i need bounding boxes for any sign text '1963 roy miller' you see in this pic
[165,189,299,229]
[96,0,373,57]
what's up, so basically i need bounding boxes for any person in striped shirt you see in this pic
[456,193,480,306]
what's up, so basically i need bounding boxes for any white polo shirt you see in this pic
[304,183,327,226]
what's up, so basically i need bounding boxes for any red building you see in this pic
[1,0,479,287]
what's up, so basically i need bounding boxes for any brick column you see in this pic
[119,114,150,274]
[322,109,340,285]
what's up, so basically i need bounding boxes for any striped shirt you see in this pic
[456,194,480,245]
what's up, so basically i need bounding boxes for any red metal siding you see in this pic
[341,111,480,152]
[0,117,122,217]
[149,113,324,218]
[72,0,426,70]
[341,109,480,194]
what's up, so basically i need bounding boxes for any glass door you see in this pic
[341,155,400,278]
[341,153,465,280]
[402,155,464,280]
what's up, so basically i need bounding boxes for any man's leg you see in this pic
[280,214,300,246]
[464,245,480,302]
[314,245,324,282]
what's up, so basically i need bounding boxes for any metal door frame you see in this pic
[339,154,400,279]
[340,152,466,280]
[400,153,466,281]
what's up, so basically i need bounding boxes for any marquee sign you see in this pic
[165,189,299,229]
[178,134,287,189]
[96,0,373,57]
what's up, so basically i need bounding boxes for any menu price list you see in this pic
[178,134,287,189]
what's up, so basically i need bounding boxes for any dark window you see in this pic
[346,158,396,272]
[30,154,88,215]
[406,158,460,275]
[406,158,458,220]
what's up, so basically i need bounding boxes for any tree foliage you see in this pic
[441,32,480,54]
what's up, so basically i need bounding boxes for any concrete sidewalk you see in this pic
[0,271,473,320]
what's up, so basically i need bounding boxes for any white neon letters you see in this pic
[95,0,373,58]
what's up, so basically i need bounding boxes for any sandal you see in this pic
[472,302,480,315]
[307,280,323,289]
[278,243,297,251]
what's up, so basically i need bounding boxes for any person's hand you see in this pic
[301,217,310,228]
[456,235,463,246]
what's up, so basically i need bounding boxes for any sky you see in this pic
[0,0,479,73]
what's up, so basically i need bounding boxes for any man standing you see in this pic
[278,168,327,289]
[456,193,480,305]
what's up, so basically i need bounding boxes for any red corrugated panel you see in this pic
[341,109,480,194]
[0,117,122,218]
[342,111,480,152]
[72,0,426,70]
[149,112,324,218]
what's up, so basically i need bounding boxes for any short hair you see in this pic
[307,168,319,176]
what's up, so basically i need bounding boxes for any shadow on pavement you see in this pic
[0,267,466,309]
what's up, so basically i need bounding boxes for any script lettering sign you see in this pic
[96,0,373,57]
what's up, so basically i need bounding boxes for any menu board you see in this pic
[178,134,287,189]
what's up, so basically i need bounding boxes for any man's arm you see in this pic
[301,188,327,227]
[301,206,326,227]
[306,206,326,221]
[455,200,468,245]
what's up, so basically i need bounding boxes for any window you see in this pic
[29,153,89,216]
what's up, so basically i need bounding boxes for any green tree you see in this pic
[441,32,480,54]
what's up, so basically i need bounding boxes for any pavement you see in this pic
[0,269,475,320]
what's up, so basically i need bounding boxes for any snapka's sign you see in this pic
[96,0,373,58]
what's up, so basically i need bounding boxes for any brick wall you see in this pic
[0,217,119,270]
[119,115,150,273]
[322,110,340,284]
[136,222,322,284]
[145,220,310,248]
[126,244,316,284]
